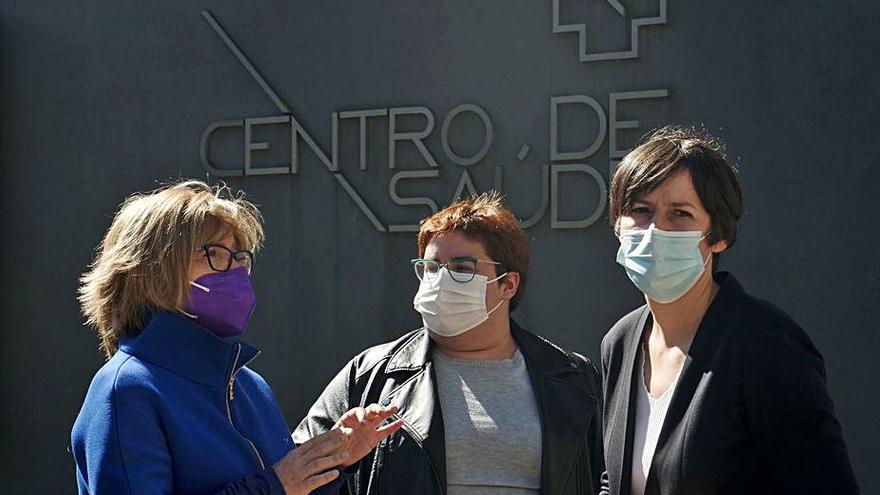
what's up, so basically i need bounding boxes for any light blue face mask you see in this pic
[615,225,710,303]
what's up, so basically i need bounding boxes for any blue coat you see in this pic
[72,310,338,494]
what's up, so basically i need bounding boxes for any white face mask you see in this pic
[412,267,508,337]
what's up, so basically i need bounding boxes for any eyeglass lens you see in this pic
[205,245,253,272]
[413,259,477,283]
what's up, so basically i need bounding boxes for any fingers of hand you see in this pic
[374,405,399,422]
[303,469,340,493]
[275,442,347,490]
[363,404,398,426]
[297,428,348,459]
[364,403,383,417]
[374,418,404,439]
[304,450,349,476]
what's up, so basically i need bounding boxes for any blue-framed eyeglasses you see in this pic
[410,257,502,283]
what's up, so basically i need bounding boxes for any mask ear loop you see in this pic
[179,308,199,319]
[486,297,506,317]
[485,272,510,317]
[699,232,717,268]
[178,280,210,319]
[700,251,712,267]
[190,281,210,292]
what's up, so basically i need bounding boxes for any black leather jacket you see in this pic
[294,321,605,495]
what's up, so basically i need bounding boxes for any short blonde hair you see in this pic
[79,180,264,358]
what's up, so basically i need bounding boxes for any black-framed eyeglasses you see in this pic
[202,244,254,274]
[410,257,502,283]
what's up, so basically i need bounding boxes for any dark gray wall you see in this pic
[2,1,878,493]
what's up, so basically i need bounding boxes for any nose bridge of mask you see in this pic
[417,267,486,301]
[622,225,704,255]
[416,267,507,304]
[621,223,708,239]
[431,266,506,285]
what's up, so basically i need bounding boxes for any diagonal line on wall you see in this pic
[201,10,291,114]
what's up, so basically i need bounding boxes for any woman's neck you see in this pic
[431,313,517,360]
[646,269,720,351]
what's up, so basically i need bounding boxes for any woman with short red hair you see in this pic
[295,192,605,495]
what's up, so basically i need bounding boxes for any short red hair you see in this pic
[417,192,529,311]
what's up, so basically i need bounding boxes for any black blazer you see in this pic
[601,272,858,495]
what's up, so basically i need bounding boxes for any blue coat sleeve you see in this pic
[211,467,285,494]
[216,462,345,495]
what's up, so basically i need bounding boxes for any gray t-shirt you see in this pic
[432,348,542,495]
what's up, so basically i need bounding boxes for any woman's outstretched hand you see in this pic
[273,404,403,494]
[334,404,403,468]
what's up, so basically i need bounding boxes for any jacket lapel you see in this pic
[514,323,598,495]
[378,329,446,491]
[607,307,651,495]
[644,275,736,494]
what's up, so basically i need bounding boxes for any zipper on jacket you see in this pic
[226,343,266,470]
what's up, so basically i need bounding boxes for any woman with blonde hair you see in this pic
[72,180,401,495]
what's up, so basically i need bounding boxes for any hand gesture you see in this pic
[333,403,404,468]
[273,404,403,494]
[272,428,348,495]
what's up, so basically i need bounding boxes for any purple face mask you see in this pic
[181,266,256,338]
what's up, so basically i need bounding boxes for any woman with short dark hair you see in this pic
[601,126,858,495]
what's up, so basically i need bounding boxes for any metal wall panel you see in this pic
[1,1,877,492]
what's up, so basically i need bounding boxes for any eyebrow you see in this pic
[631,199,697,209]
[425,256,478,261]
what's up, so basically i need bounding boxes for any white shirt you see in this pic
[630,349,684,495]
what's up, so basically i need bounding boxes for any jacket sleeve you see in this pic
[598,337,611,495]
[212,468,286,494]
[743,319,859,494]
[591,361,608,495]
[292,360,362,495]
[212,466,344,495]
[292,360,358,444]
[572,352,608,495]
[585,357,607,495]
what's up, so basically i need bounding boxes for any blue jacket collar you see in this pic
[118,310,260,389]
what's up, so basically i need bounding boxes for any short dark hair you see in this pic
[418,192,529,311]
[609,125,744,251]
